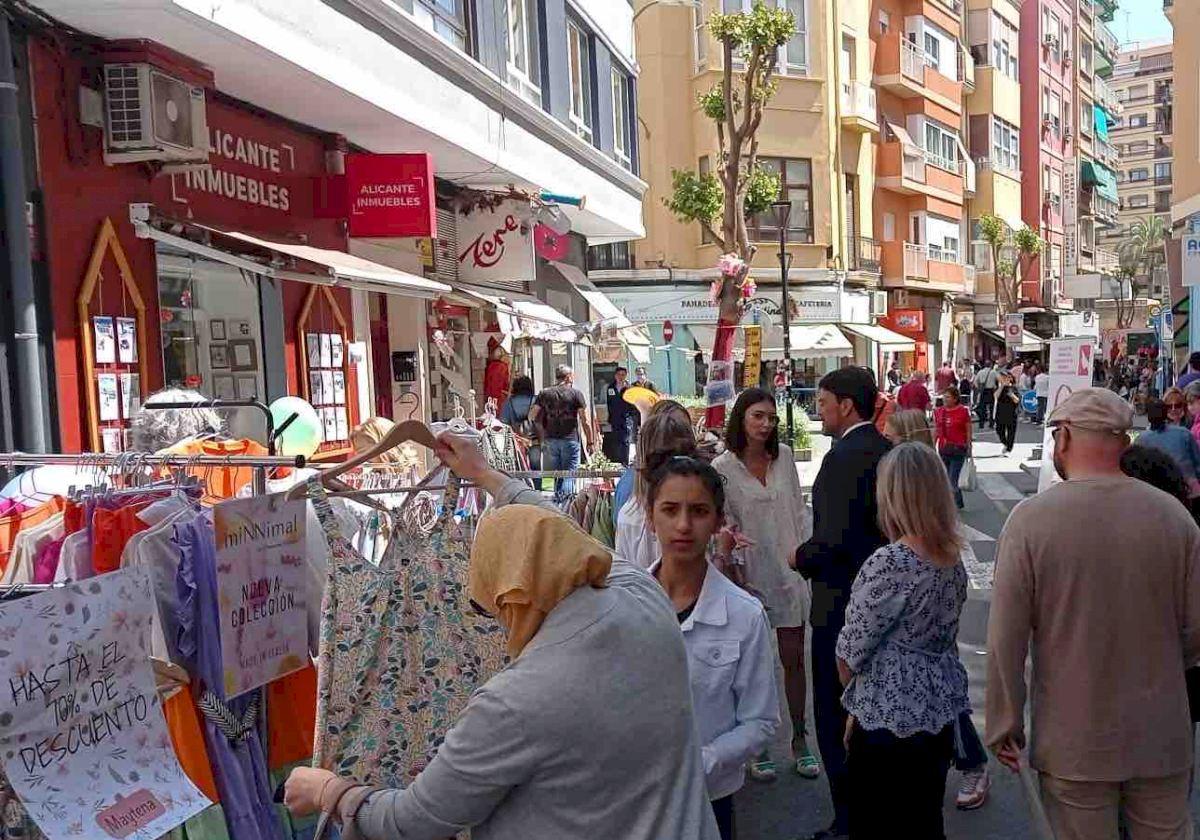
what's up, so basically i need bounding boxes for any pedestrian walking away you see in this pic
[934,361,956,397]
[529,365,595,501]
[285,434,721,839]
[987,388,1200,840]
[1136,398,1200,504]
[933,386,973,509]
[646,456,781,839]
[896,371,932,413]
[994,373,1020,454]
[973,363,999,428]
[838,442,969,840]
[715,388,818,782]
[794,367,892,840]
[604,366,635,466]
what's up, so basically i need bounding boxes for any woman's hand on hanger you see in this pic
[435,432,508,498]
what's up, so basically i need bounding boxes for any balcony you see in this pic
[1155,141,1173,159]
[960,47,975,92]
[970,65,1022,125]
[849,236,881,273]
[874,32,963,112]
[1080,187,1120,226]
[1096,0,1116,21]
[877,140,965,202]
[1096,248,1120,273]
[1096,136,1119,167]
[1096,22,1118,61]
[840,82,879,133]
[892,242,971,291]
[1095,76,1122,117]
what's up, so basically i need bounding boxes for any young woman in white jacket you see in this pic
[646,455,781,839]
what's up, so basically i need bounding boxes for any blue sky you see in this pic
[1114,0,1172,45]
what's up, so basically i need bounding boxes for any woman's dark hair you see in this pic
[818,366,878,421]
[725,387,779,459]
[1121,444,1190,508]
[1146,398,1168,431]
[943,385,960,404]
[510,376,535,398]
[645,456,726,515]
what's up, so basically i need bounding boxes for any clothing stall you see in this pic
[0,446,621,840]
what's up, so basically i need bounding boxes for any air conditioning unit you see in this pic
[102,63,208,165]
[870,290,888,317]
[1043,34,1058,48]
[1064,129,1074,142]
[1063,49,1073,64]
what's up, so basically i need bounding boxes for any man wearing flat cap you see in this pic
[987,387,1200,839]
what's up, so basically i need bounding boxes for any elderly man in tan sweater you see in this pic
[987,388,1200,840]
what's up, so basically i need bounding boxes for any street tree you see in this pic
[1114,216,1168,329]
[663,1,795,426]
[978,215,1045,314]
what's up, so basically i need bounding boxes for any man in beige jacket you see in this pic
[987,388,1200,839]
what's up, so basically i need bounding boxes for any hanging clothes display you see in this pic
[308,474,508,786]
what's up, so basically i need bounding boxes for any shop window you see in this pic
[747,157,814,244]
[297,285,356,454]
[156,248,267,442]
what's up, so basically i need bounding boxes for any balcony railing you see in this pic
[901,38,925,82]
[1096,76,1121,115]
[905,243,929,279]
[848,236,881,273]
[840,81,877,124]
[1096,248,1120,273]
[1096,136,1118,164]
[925,150,959,174]
[1155,142,1173,159]
[1097,22,1118,59]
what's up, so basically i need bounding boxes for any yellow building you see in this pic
[1167,0,1198,227]
[592,0,891,390]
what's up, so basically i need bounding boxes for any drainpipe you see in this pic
[0,20,48,452]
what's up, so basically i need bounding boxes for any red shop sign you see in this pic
[344,153,437,238]
[886,309,925,337]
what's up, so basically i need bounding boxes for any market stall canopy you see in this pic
[135,220,451,297]
[574,285,652,363]
[980,327,1046,353]
[839,323,917,350]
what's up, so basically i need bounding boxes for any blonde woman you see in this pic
[836,443,970,839]
[883,409,934,447]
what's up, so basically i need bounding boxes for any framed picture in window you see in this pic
[210,319,227,341]
[209,343,230,369]
[213,374,237,401]
[93,316,116,365]
[229,319,254,339]
[235,374,258,400]
[116,317,138,364]
[229,339,258,372]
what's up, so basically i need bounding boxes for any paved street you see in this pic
[737,417,1200,838]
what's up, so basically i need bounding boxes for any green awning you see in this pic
[1093,104,1109,141]
[1082,160,1119,203]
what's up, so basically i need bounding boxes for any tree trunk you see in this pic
[704,265,750,429]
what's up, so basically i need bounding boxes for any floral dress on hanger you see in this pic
[307,474,508,787]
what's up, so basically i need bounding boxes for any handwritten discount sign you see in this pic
[213,493,309,697]
[0,568,209,840]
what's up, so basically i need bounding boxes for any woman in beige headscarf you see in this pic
[285,435,721,840]
[351,417,423,474]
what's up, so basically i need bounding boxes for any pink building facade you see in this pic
[1020,0,1075,308]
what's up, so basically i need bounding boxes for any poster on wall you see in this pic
[1038,337,1096,492]
[322,408,337,442]
[235,375,258,401]
[93,316,116,364]
[309,372,324,404]
[320,371,335,406]
[119,373,141,417]
[101,428,123,454]
[116,317,138,364]
[305,333,320,368]
[335,408,349,441]
[97,373,120,421]
[213,494,309,696]
[742,326,763,389]
[229,319,253,339]
[332,371,346,405]
[330,334,344,367]
[0,568,211,840]
[319,335,333,369]
[213,375,237,401]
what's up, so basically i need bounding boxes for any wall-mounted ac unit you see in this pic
[871,290,888,317]
[103,63,208,165]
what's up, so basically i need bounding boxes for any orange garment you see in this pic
[268,665,318,769]
[164,686,220,802]
[158,438,271,502]
[0,497,66,573]
[63,500,85,535]
[91,504,152,575]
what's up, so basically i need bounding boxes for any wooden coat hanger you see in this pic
[286,420,438,505]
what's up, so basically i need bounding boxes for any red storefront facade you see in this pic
[29,36,361,453]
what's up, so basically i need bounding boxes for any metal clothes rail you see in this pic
[323,467,625,496]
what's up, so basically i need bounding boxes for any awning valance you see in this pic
[839,323,917,350]
[979,327,1046,353]
[136,221,451,297]
[886,121,918,150]
[1081,161,1119,203]
[1093,103,1110,140]
[691,323,853,361]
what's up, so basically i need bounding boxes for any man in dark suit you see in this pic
[794,366,892,840]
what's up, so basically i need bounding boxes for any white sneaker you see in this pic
[956,766,990,810]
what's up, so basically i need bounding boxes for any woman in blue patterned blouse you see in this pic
[835,442,970,839]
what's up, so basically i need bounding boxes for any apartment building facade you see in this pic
[596,0,894,394]
[1165,0,1198,354]
[870,0,977,371]
[1100,41,1174,305]
[1018,0,1075,315]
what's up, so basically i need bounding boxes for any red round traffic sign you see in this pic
[663,320,675,343]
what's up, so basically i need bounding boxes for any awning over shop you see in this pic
[1093,104,1110,141]
[454,288,583,343]
[135,221,451,297]
[1081,161,1119,204]
[839,323,917,350]
[691,323,853,361]
[979,327,1046,353]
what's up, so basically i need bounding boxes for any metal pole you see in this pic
[779,227,794,446]
[0,20,47,452]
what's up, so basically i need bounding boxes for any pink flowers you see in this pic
[718,253,745,278]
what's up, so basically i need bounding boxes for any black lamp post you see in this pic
[771,199,795,445]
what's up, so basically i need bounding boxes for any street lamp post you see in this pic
[771,199,795,446]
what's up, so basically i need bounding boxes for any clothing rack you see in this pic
[324,467,623,496]
[0,451,307,495]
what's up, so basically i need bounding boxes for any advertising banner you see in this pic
[1038,337,1097,492]
[0,569,210,840]
[742,325,762,388]
[213,493,309,697]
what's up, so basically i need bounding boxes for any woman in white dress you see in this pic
[714,387,816,780]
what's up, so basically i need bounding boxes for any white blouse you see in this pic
[615,496,659,569]
[713,445,812,628]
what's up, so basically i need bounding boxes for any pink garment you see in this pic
[34,537,64,584]
[0,499,28,518]
[1191,416,1200,447]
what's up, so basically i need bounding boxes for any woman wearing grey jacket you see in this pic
[284,433,720,840]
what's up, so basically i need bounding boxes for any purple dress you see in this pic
[175,511,281,840]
